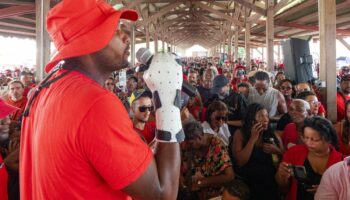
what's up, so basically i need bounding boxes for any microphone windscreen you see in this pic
[136,48,153,65]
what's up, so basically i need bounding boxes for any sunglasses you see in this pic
[138,106,154,112]
[215,116,227,121]
[280,86,292,90]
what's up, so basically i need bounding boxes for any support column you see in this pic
[145,25,150,49]
[234,28,239,61]
[228,34,233,62]
[266,0,275,72]
[319,0,337,122]
[154,29,158,54]
[162,35,165,52]
[36,0,50,80]
[245,23,251,69]
[130,25,135,66]
[277,44,281,62]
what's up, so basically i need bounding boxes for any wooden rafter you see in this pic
[0,5,35,20]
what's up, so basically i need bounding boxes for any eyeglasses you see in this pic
[307,100,320,106]
[138,106,154,112]
[215,116,227,121]
[280,86,292,90]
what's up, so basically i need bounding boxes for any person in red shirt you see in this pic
[334,100,350,155]
[20,72,35,98]
[276,117,342,200]
[20,1,182,199]
[130,89,155,144]
[337,75,350,121]
[0,98,18,200]
[5,80,27,122]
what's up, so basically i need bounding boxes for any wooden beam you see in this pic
[36,0,50,80]
[337,36,350,51]
[0,0,34,6]
[274,0,291,14]
[10,15,35,23]
[319,0,337,122]
[194,2,244,27]
[232,0,266,16]
[0,28,35,36]
[275,21,350,36]
[0,21,35,31]
[0,5,35,20]
[234,27,239,60]
[266,0,274,72]
[136,2,182,27]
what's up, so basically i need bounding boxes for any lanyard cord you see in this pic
[23,62,74,117]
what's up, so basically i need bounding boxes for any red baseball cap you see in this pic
[0,99,18,119]
[45,0,138,73]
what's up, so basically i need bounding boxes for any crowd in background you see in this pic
[1,55,350,200]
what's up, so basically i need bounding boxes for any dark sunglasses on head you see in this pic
[138,106,154,112]
[215,116,227,121]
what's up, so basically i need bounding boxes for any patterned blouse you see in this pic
[182,135,232,199]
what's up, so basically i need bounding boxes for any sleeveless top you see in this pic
[248,87,280,118]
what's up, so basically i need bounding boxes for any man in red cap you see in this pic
[0,98,18,200]
[20,1,180,199]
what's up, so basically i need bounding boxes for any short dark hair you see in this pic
[128,76,138,83]
[254,71,269,81]
[341,74,350,82]
[303,116,339,150]
[183,120,204,141]
[8,80,24,89]
[279,79,294,86]
[205,100,228,123]
[296,91,316,100]
[224,179,250,200]
[237,82,249,89]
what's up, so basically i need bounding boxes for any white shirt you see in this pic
[201,121,230,146]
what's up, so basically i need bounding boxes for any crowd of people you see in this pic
[1,1,350,199]
[1,52,350,200]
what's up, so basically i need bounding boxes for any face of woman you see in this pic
[303,127,330,154]
[289,101,308,124]
[210,110,227,129]
[255,109,269,130]
[280,82,293,97]
[305,95,320,116]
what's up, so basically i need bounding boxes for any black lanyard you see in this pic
[23,62,73,117]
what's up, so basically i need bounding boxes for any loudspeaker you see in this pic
[282,38,314,83]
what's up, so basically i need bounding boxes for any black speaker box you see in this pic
[282,38,314,83]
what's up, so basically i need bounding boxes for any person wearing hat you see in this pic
[337,75,350,121]
[206,75,248,139]
[130,89,155,144]
[20,1,181,199]
[0,98,18,200]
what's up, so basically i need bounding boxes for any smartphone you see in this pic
[289,165,313,189]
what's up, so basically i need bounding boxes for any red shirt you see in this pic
[282,123,299,149]
[282,144,342,200]
[0,154,8,200]
[20,70,153,200]
[5,96,28,121]
[134,121,156,144]
[337,91,350,121]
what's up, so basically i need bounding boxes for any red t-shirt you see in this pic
[0,154,8,200]
[282,123,299,149]
[5,96,28,121]
[282,145,342,200]
[134,121,156,144]
[20,70,153,200]
[337,92,350,121]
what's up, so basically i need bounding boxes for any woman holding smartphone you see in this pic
[232,103,283,200]
[276,117,342,200]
